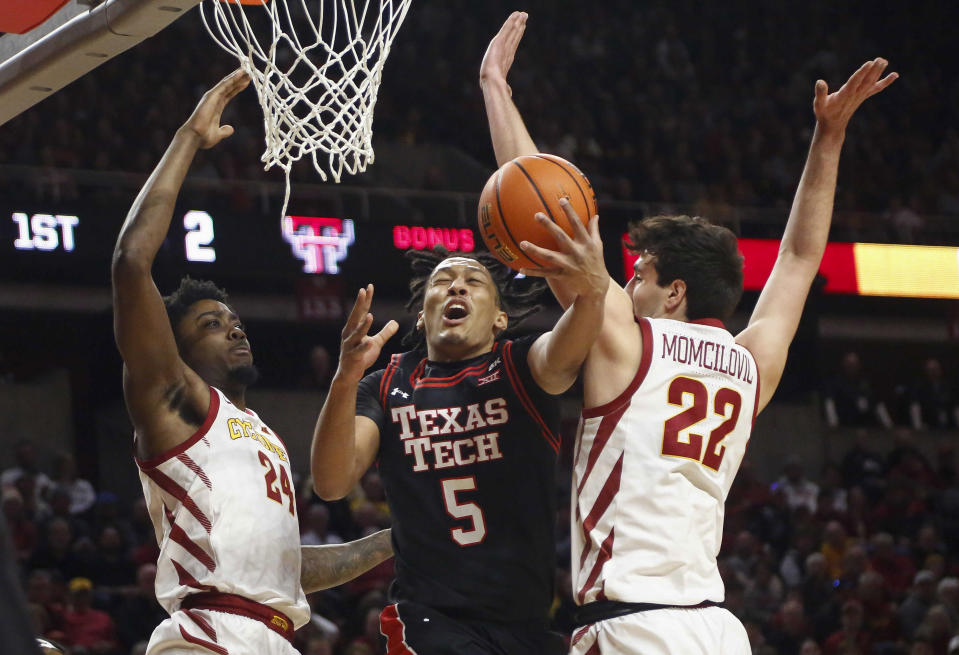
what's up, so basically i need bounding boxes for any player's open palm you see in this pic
[814,58,897,135]
[337,284,398,384]
[519,199,610,301]
[480,11,528,89]
[182,69,251,149]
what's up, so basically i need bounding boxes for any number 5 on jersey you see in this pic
[661,376,742,471]
[441,476,486,546]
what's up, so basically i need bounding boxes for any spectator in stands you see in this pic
[840,430,887,501]
[765,597,815,654]
[113,563,166,652]
[900,570,939,641]
[300,504,344,546]
[883,194,925,244]
[820,521,853,581]
[28,517,89,582]
[2,486,38,560]
[938,577,959,626]
[775,456,820,515]
[87,525,135,594]
[909,357,959,430]
[49,452,95,517]
[871,478,930,540]
[724,530,763,589]
[61,576,119,654]
[913,604,954,655]
[823,598,870,655]
[780,529,818,589]
[1,440,54,503]
[913,524,948,573]
[869,531,917,600]
[743,555,785,625]
[801,553,835,625]
[822,352,893,429]
[856,570,901,645]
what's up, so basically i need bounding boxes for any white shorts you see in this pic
[146,609,300,655]
[569,605,749,655]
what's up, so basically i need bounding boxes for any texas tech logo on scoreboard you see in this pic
[281,215,356,274]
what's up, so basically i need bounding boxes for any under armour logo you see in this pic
[488,357,501,372]
[391,388,409,399]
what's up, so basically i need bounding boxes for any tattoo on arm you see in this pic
[300,529,393,594]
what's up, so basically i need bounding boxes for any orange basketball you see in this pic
[477,153,598,271]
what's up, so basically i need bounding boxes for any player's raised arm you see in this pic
[311,285,398,500]
[480,11,538,166]
[112,70,250,457]
[737,59,897,412]
[519,201,610,394]
[480,12,635,357]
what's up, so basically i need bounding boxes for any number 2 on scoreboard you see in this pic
[661,376,742,471]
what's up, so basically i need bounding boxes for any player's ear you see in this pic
[415,310,424,332]
[664,278,687,312]
[492,309,508,334]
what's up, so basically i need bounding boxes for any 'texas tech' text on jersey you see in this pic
[356,336,561,624]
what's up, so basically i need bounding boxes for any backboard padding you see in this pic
[0,0,201,126]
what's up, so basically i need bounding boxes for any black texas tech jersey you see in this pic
[356,335,561,624]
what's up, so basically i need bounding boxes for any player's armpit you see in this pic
[300,529,393,594]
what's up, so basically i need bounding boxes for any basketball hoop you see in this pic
[200,0,412,215]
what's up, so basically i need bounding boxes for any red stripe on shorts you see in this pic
[179,625,229,655]
[380,604,417,654]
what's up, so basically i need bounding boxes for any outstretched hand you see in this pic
[479,11,528,92]
[181,69,251,149]
[336,285,399,385]
[814,58,898,136]
[518,200,610,301]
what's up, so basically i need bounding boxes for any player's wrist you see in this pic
[330,369,363,389]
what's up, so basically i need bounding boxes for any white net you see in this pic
[200,0,412,214]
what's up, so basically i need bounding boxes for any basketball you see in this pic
[477,153,598,271]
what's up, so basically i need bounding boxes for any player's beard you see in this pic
[228,363,259,386]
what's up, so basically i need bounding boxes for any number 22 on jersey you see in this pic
[661,376,742,471]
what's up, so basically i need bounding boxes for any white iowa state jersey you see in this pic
[572,317,760,606]
[136,387,310,628]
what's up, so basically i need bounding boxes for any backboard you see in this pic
[0,0,201,126]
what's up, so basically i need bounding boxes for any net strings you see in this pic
[200,0,412,217]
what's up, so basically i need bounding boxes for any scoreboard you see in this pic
[2,199,482,298]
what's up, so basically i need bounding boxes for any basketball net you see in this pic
[200,0,412,216]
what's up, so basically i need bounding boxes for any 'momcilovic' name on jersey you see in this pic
[661,333,754,384]
[390,398,509,472]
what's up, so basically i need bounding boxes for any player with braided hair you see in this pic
[399,245,544,352]
[311,212,609,652]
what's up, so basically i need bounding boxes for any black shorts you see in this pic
[380,601,566,655]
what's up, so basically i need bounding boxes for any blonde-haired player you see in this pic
[480,12,897,654]
[113,70,392,655]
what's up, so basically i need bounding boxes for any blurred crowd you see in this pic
[2,1,958,243]
[6,411,959,654]
[822,352,959,432]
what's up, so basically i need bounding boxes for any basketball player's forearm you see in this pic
[114,130,202,262]
[310,378,361,499]
[537,291,605,392]
[481,78,538,166]
[779,125,844,266]
[300,529,393,594]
